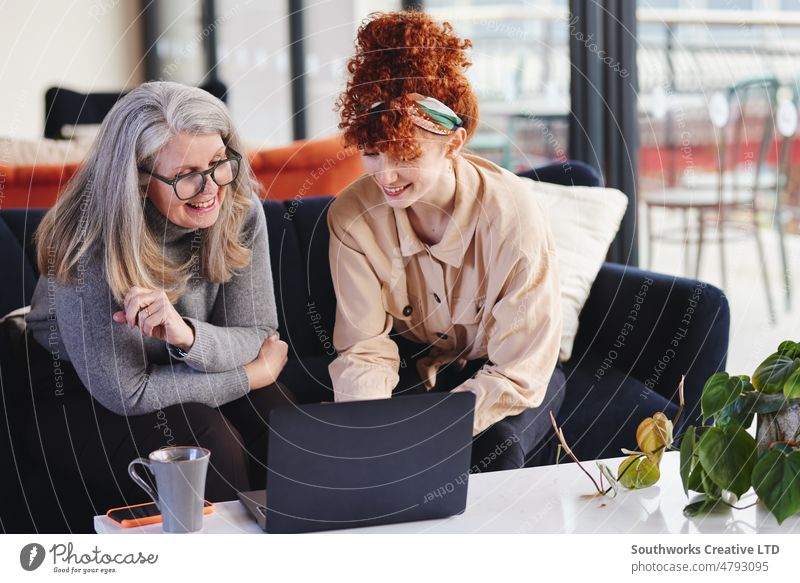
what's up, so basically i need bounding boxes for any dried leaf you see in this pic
[636,412,672,463]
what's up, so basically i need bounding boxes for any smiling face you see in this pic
[361,129,465,209]
[143,132,229,229]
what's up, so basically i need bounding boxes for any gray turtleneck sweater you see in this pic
[26,194,277,415]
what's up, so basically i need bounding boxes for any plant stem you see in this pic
[721,501,759,511]
[650,444,666,456]
[672,375,686,428]
[769,440,800,449]
[549,412,603,493]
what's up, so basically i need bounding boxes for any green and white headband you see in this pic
[370,93,463,135]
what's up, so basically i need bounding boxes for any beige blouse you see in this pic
[327,153,562,435]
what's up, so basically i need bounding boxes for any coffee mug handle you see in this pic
[128,458,159,508]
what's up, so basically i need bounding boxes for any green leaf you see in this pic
[777,341,799,358]
[618,455,660,489]
[688,460,705,492]
[783,368,800,400]
[772,443,795,454]
[716,393,756,430]
[697,426,757,497]
[701,372,740,421]
[751,391,793,414]
[752,353,797,394]
[752,449,800,524]
[700,466,722,498]
[679,426,696,496]
[683,496,726,517]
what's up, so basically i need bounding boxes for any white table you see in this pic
[94,452,800,534]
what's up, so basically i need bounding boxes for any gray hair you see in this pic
[37,81,257,302]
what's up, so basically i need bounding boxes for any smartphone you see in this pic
[106,500,215,528]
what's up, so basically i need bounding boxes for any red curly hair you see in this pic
[336,11,479,161]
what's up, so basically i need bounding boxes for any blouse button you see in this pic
[433,292,441,303]
[436,332,449,340]
[403,305,413,317]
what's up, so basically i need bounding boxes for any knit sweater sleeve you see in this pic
[53,259,251,416]
[176,196,278,373]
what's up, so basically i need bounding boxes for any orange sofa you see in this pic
[0,134,364,209]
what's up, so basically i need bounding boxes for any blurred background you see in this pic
[1,0,799,373]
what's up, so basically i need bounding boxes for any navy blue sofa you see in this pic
[0,161,730,532]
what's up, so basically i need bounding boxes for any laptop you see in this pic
[237,391,475,534]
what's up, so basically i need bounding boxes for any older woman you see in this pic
[329,12,565,471]
[24,81,291,503]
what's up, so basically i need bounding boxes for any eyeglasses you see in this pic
[138,148,243,201]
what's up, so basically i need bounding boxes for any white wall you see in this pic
[0,0,145,138]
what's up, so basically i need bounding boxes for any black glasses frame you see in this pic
[138,147,243,200]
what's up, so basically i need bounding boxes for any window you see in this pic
[426,0,571,170]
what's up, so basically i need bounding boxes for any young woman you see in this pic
[329,11,565,471]
[24,81,292,504]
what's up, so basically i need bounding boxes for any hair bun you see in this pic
[336,11,479,160]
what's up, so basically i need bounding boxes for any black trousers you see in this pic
[392,334,566,472]
[21,328,296,506]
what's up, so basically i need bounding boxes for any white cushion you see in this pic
[527,179,629,361]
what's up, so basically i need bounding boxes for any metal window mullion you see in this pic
[289,0,307,140]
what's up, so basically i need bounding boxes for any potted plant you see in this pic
[679,340,800,523]
[550,340,800,524]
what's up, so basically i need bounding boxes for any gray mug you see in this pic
[128,446,210,533]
